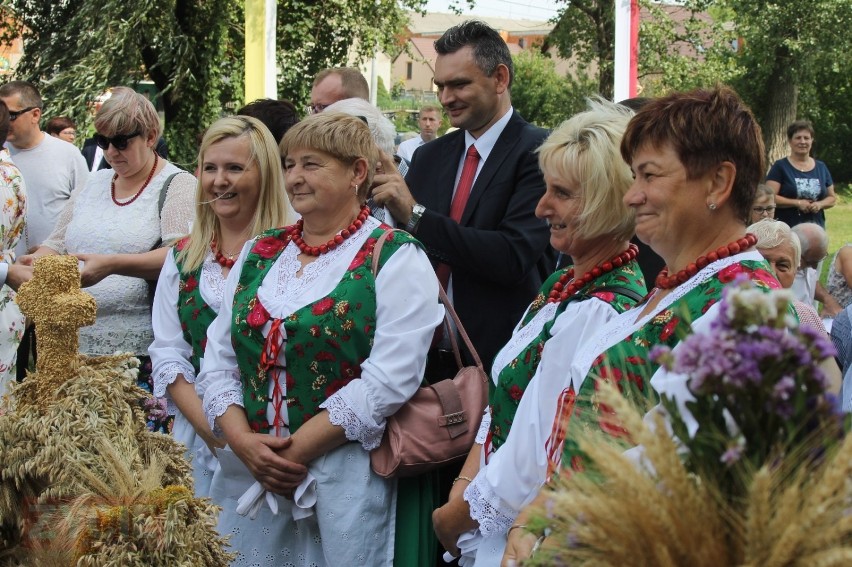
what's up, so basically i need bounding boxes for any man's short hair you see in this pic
[312,67,369,101]
[0,80,43,109]
[419,104,441,116]
[237,98,299,143]
[434,20,514,88]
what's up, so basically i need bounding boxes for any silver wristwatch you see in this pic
[406,203,426,233]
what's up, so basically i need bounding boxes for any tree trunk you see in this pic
[762,55,798,166]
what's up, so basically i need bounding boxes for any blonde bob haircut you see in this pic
[537,98,635,242]
[177,116,291,273]
[279,112,379,204]
[94,86,162,139]
[748,218,801,270]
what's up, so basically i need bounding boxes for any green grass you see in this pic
[821,183,852,282]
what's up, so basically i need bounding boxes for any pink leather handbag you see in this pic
[368,230,489,478]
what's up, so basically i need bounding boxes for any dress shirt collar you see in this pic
[463,106,513,163]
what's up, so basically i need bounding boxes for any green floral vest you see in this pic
[488,260,646,451]
[173,241,218,374]
[557,259,779,473]
[230,226,419,433]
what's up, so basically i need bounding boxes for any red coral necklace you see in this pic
[111,153,159,207]
[211,239,237,268]
[290,205,370,256]
[655,233,758,290]
[548,244,639,303]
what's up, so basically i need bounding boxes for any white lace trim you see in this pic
[200,253,227,312]
[321,390,385,451]
[275,218,379,299]
[475,408,491,445]
[490,302,558,381]
[569,251,761,392]
[153,360,195,414]
[465,474,517,537]
[206,389,244,430]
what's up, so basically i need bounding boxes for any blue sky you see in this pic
[422,0,560,21]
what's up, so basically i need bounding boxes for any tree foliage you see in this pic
[511,50,594,129]
[0,0,425,166]
[545,0,615,99]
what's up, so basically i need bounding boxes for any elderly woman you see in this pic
[22,87,196,432]
[765,120,835,228]
[149,116,293,496]
[430,100,645,565]
[503,87,783,566]
[196,112,443,565]
[0,101,26,396]
[750,183,776,224]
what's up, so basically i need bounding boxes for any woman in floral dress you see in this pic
[504,87,783,566]
[196,113,443,566]
[149,116,293,497]
[0,101,26,397]
[431,99,646,565]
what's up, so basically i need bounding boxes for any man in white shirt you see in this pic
[396,105,441,163]
[791,222,842,316]
[0,81,88,257]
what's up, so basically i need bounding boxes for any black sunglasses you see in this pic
[8,106,38,121]
[94,131,141,151]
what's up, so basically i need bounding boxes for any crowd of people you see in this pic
[0,17,849,567]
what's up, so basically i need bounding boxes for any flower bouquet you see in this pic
[527,280,852,566]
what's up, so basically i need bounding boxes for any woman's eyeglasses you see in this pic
[752,206,776,215]
[94,131,141,150]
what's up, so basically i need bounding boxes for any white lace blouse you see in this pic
[197,217,444,449]
[41,165,196,355]
[149,250,228,412]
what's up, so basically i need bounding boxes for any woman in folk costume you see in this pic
[431,99,646,565]
[196,112,443,565]
[503,87,782,566]
[149,116,293,497]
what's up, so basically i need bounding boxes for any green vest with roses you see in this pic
[231,226,420,434]
[556,259,779,474]
[488,260,646,451]
[172,239,219,374]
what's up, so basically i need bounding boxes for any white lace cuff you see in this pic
[153,361,195,415]
[321,390,385,451]
[204,389,244,431]
[465,473,517,537]
[475,407,491,445]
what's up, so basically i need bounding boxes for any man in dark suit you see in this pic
[372,20,552,376]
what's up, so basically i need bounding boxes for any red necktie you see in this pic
[436,145,480,290]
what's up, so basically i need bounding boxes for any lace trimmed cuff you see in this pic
[464,474,517,537]
[475,408,492,445]
[321,390,385,451]
[204,389,244,431]
[152,361,196,398]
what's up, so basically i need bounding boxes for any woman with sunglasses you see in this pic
[20,86,195,433]
[148,116,294,497]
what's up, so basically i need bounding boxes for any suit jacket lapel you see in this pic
[459,112,523,225]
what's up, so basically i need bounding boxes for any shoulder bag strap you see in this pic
[371,229,485,374]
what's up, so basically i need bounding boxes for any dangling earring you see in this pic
[353,184,359,195]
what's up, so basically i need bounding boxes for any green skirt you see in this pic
[394,472,439,567]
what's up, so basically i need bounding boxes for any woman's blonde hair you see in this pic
[279,112,379,204]
[94,86,161,139]
[538,98,636,242]
[177,116,291,273]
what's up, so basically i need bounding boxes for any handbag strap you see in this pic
[371,229,486,375]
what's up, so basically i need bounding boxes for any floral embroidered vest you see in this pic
[230,226,418,434]
[488,260,646,451]
[173,240,218,374]
[557,259,779,473]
